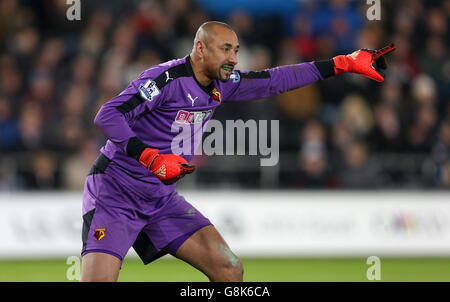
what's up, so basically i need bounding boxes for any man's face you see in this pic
[202,27,239,82]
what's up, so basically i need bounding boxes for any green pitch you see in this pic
[0,257,449,282]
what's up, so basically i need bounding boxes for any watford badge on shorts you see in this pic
[94,228,106,241]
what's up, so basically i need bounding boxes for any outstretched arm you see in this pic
[222,61,327,102]
[223,44,396,102]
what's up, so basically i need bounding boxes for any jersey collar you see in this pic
[184,55,216,97]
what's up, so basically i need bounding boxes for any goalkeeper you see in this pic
[80,21,395,281]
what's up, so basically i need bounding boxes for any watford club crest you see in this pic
[212,88,221,103]
[94,228,106,241]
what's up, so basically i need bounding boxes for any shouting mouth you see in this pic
[221,64,234,73]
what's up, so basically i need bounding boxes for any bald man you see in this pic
[80,21,395,281]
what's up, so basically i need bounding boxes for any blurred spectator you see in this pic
[26,71,55,114]
[291,14,317,61]
[355,23,383,50]
[0,0,23,46]
[44,116,87,154]
[311,0,363,53]
[379,81,402,107]
[59,84,90,119]
[337,141,385,188]
[16,149,61,190]
[387,34,420,84]
[0,96,19,151]
[0,156,16,190]
[70,55,96,86]
[125,49,162,84]
[437,161,450,188]
[62,137,100,190]
[276,81,321,122]
[369,102,403,153]
[412,74,437,105]
[432,120,450,165]
[405,105,437,153]
[34,38,65,74]
[0,54,22,98]
[288,120,335,188]
[8,26,40,72]
[17,102,45,151]
[331,122,353,155]
[429,120,450,187]
[339,94,374,138]
[228,10,257,46]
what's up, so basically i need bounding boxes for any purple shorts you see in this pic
[81,156,211,264]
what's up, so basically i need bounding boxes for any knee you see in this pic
[80,267,119,282]
[213,257,244,282]
[230,258,244,280]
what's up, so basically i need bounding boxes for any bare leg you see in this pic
[175,225,243,282]
[80,252,121,282]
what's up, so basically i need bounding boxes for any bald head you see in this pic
[194,21,236,46]
[190,21,239,85]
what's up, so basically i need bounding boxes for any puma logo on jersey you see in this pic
[187,93,198,106]
[155,165,166,178]
[165,71,174,82]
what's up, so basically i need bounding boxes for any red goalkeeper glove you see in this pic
[139,148,196,185]
[333,43,396,82]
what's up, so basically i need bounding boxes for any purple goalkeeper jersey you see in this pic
[93,55,327,198]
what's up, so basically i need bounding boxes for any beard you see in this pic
[203,62,234,83]
[218,65,233,82]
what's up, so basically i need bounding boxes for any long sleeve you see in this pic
[94,72,165,157]
[222,60,335,102]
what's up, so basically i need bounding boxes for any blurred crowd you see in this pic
[0,0,449,191]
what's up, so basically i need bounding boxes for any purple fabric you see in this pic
[166,224,211,256]
[93,56,322,199]
[81,249,123,261]
[82,173,212,262]
[223,61,323,102]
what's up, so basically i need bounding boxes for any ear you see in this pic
[195,40,207,59]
